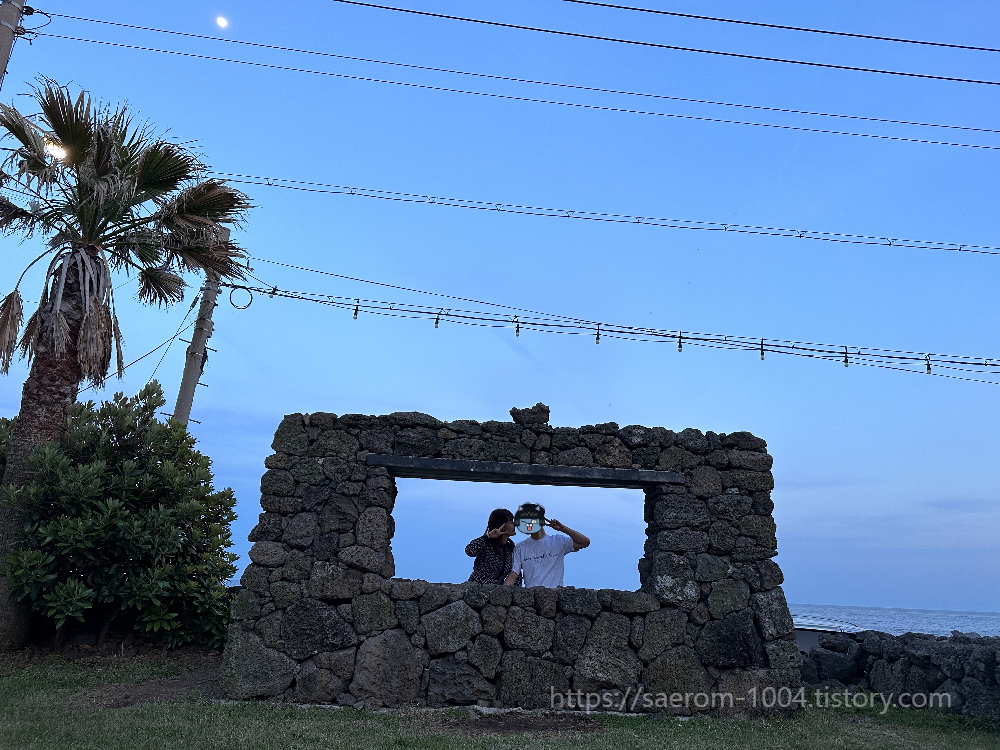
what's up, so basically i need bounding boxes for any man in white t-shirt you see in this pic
[503,503,590,588]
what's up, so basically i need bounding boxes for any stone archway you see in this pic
[222,404,801,714]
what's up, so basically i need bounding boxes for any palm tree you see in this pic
[0,80,251,649]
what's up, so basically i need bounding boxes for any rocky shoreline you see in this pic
[800,628,999,722]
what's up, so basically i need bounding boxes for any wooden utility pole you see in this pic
[0,0,28,653]
[172,272,220,426]
[0,0,25,90]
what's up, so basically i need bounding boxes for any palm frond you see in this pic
[34,80,93,167]
[158,181,252,230]
[89,123,116,179]
[18,308,39,360]
[167,242,247,282]
[136,265,185,307]
[0,196,40,236]
[107,108,153,170]
[134,142,199,199]
[77,301,112,387]
[46,254,73,356]
[110,293,124,378]
[109,231,163,268]
[81,123,124,210]
[0,289,23,374]
[0,104,55,186]
[0,104,46,157]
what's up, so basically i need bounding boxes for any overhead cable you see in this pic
[41,13,1000,135]
[78,321,197,394]
[221,278,1000,386]
[147,292,202,383]
[327,0,1000,87]
[39,34,1000,151]
[211,176,1000,256]
[559,0,1000,53]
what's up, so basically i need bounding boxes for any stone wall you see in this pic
[221,404,801,713]
[802,630,1000,722]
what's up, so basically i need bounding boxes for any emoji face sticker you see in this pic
[514,503,546,535]
[518,518,541,534]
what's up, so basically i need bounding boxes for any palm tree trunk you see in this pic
[0,282,83,651]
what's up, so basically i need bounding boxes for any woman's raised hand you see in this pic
[487,527,504,539]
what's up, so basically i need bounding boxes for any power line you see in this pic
[6,151,997,261]
[328,0,1000,87]
[213,176,1000,257]
[221,277,1000,386]
[147,292,202,383]
[42,12,1000,135]
[78,321,197,394]
[559,0,1000,54]
[38,34,1000,152]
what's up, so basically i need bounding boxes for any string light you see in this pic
[220,280,1000,386]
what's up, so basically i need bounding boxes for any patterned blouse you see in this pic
[465,534,520,586]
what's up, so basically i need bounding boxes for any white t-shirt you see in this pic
[511,533,576,588]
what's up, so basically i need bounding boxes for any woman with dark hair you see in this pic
[465,508,519,585]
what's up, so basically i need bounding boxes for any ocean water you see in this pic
[790,603,1000,637]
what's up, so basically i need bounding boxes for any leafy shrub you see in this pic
[1,382,237,647]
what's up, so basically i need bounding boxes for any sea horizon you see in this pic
[790,602,1000,637]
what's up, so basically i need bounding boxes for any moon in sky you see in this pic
[216,16,228,28]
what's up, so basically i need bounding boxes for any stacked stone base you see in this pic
[802,630,1000,722]
[223,577,801,715]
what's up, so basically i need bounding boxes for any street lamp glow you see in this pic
[216,16,228,28]
[45,142,67,160]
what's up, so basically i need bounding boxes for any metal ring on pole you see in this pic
[229,286,253,309]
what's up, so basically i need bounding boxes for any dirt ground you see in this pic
[67,655,225,709]
[43,645,602,735]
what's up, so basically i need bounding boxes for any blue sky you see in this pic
[1,0,998,612]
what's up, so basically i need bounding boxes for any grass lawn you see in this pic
[1,648,997,750]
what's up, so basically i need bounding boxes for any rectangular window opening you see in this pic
[392,478,645,590]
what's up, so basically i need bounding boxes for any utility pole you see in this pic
[172,227,232,426]
[172,271,220,426]
[0,0,25,90]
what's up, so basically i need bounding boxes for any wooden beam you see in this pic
[366,454,684,489]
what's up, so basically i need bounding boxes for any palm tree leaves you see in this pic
[170,243,247,282]
[0,104,54,187]
[0,196,40,236]
[76,301,113,387]
[0,104,45,156]
[0,290,24,374]
[158,181,252,230]
[137,265,186,307]
[35,81,93,168]
[0,81,252,387]
[134,142,199,201]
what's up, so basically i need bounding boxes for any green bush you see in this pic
[1,382,237,647]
